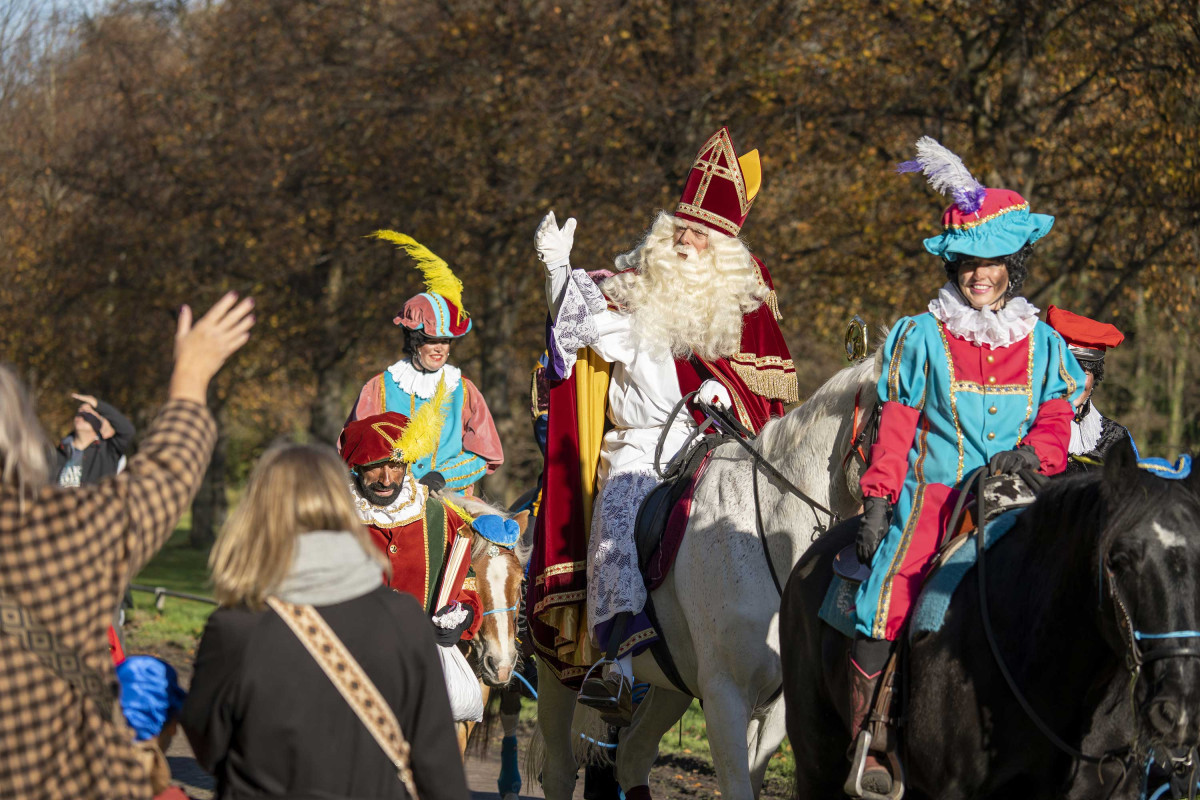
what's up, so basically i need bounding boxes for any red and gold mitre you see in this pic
[675,127,762,237]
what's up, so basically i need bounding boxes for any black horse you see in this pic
[780,440,1200,799]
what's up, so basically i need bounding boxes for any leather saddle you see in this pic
[634,435,723,576]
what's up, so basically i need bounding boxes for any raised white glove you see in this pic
[535,210,576,271]
[696,379,733,409]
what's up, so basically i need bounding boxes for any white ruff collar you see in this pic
[386,358,461,400]
[1070,402,1103,455]
[928,283,1039,349]
[351,473,428,528]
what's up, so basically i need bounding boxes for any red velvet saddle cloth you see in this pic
[643,452,713,591]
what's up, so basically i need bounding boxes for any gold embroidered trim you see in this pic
[936,321,966,482]
[462,576,477,592]
[887,321,917,402]
[1018,332,1036,439]
[421,515,430,607]
[1057,337,1078,399]
[536,560,587,586]
[875,415,930,639]
[675,203,741,237]
[532,588,587,617]
[729,354,799,403]
[615,628,658,657]
[945,202,1027,231]
[950,381,1028,395]
[686,128,752,216]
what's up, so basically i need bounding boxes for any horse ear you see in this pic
[514,509,534,567]
[1103,436,1139,486]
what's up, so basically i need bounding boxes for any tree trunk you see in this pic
[1167,328,1189,456]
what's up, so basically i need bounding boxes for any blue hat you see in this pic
[898,137,1054,262]
[472,514,520,547]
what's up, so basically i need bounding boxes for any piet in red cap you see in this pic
[1046,305,1125,363]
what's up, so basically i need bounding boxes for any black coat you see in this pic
[180,586,468,800]
[53,399,136,486]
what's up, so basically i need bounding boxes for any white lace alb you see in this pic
[351,473,428,528]
[586,470,659,629]
[550,270,608,375]
[386,358,462,399]
[928,282,1039,349]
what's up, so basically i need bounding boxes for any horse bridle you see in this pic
[970,465,1200,792]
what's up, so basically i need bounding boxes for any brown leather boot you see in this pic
[846,658,894,797]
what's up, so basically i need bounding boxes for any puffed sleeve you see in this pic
[1021,326,1089,475]
[460,377,504,473]
[860,318,927,502]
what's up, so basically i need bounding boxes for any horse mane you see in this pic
[756,354,880,466]
[438,492,514,561]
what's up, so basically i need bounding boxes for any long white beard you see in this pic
[601,216,765,361]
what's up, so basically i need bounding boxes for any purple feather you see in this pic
[953,185,988,214]
[896,159,923,174]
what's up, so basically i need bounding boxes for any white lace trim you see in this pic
[351,473,428,528]
[1070,402,1103,455]
[386,358,462,399]
[586,469,659,630]
[928,282,1039,349]
[551,271,606,376]
[431,603,469,628]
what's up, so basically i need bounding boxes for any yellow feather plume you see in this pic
[440,497,475,524]
[370,230,466,324]
[397,375,449,466]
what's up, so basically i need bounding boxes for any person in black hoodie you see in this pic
[54,393,135,487]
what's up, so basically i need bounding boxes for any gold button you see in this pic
[987,375,996,384]
[986,355,995,364]
[388,544,398,554]
[988,406,998,415]
[987,432,996,440]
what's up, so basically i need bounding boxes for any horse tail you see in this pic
[524,720,546,781]
[571,704,615,766]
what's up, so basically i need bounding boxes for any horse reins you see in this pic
[970,465,1200,786]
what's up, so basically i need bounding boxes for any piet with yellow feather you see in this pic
[338,376,451,471]
[370,230,473,338]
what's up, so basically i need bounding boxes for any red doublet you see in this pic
[365,509,482,641]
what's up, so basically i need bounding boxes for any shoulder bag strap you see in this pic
[265,597,419,799]
[0,591,116,719]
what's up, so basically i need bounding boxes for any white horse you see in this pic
[534,353,881,800]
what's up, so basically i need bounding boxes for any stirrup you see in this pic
[844,730,905,800]
[576,659,628,701]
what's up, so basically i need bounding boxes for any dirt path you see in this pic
[141,641,789,800]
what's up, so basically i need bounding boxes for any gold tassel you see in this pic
[370,230,467,324]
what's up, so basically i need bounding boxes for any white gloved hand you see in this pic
[697,379,733,409]
[535,210,576,271]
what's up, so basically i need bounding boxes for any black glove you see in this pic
[988,445,1040,476]
[856,496,892,566]
[431,603,475,647]
[419,471,447,492]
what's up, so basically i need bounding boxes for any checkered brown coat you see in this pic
[0,399,216,799]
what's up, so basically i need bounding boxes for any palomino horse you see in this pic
[534,354,881,800]
[446,493,534,754]
[780,440,1200,799]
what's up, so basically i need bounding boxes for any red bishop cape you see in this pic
[528,257,797,684]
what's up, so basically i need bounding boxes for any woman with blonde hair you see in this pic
[181,442,468,800]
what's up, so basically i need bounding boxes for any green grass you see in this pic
[124,522,216,654]
[515,694,795,785]
[655,699,795,786]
